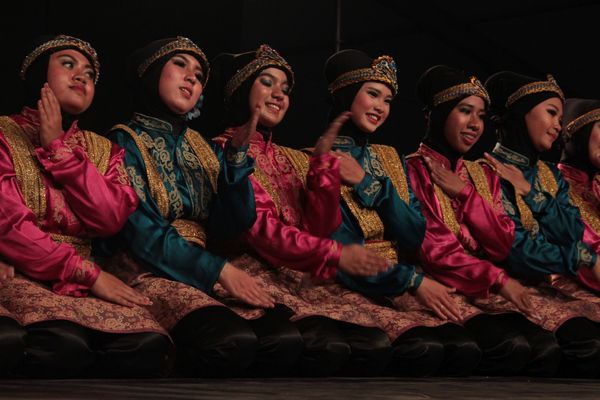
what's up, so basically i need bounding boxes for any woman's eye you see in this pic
[259,77,272,87]
[548,109,557,116]
[85,70,96,80]
[460,107,471,114]
[173,59,186,68]
[367,90,378,97]
[62,61,74,69]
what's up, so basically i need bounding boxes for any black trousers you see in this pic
[294,316,392,377]
[18,320,170,378]
[465,313,561,377]
[387,323,480,377]
[556,317,600,378]
[0,317,26,376]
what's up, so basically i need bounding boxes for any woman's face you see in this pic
[588,121,600,170]
[350,81,392,133]
[46,49,96,115]
[158,53,204,115]
[524,97,563,152]
[248,67,290,127]
[442,95,486,154]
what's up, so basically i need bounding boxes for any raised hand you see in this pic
[424,156,466,198]
[484,152,531,196]
[0,260,14,285]
[414,276,462,322]
[313,111,351,156]
[90,270,153,308]
[498,277,538,320]
[231,105,261,148]
[218,262,275,308]
[338,243,392,276]
[336,150,366,186]
[38,83,65,148]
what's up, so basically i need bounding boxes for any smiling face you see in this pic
[158,53,204,115]
[247,67,290,127]
[524,97,563,152]
[46,49,96,115]
[349,81,392,133]
[442,95,486,154]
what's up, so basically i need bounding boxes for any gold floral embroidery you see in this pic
[569,190,600,234]
[515,161,558,236]
[184,129,220,193]
[365,240,399,262]
[50,233,92,259]
[279,146,309,186]
[126,166,147,202]
[464,160,494,206]
[371,144,410,203]
[83,130,111,175]
[115,162,129,185]
[171,219,207,248]
[363,179,382,197]
[48,146,73,162]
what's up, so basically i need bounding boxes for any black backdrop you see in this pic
[1,0,598,160]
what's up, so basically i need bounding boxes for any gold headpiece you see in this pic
[506,74,564,108]
[328,55,398,96]
[137,36,209,85]
[225,44,294,99]
[564,108,600,141]
[20,35,100,83]
[432,76,490,107]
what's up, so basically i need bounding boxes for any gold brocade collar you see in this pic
[492,142,530,167]
[132,113,176,133]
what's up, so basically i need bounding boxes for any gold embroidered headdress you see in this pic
[563,98,600,142]
[20,34,100,83]
[327,54,398,96]
[136,36,209,86]
[506,74,564,108]
[224,44,294,99]
[432,76,490,106]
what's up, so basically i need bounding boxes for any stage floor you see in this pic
[0,377,598,399]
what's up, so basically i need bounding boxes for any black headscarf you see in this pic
[561,98,600,177]
[416,65,490,168]
[484,71,564,166]
[324,49,398,146]
[21,34,100,130]
[128,36,209,133]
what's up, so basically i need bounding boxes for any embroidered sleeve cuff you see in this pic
[578,241,597,270]
[310,153,337,171]
[523,186,549,214]
[224,141,249,167]
[491,270,508,292]
[69,260,101,289]
[36,138,74,165]
[407,272,424,295]
[354,173,382,206]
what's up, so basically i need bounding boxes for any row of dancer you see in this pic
[0,34,600,378]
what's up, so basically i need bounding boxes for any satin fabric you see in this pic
[558,163,600,291]
[491,144,596,279]
[406,144,512,297]
[0,107,138,296]
[218,128,343,280]
[104,113,257,294]
[331,136,426,296]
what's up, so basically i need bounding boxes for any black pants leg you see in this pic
[171,306,258,377]
[294,316,351,376]
[556,317,600,378]
[335,321,392,376]
[91,331,171,378]
[19,320,95,378]
[433,323,481,376]
[247,305,303,377]
[387,326,445,377]
[465,313,531,376]
[503,313,561,377]
[0,317,25,376]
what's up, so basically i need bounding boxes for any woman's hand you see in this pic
[218,262,275,308]
[498,277,538,319]
[424,156,466,198]
[90,270,153,308]
[0,260,14,285]
[484,153,531,196]
[313,111,351,156]
[415,277,462,322]
[338,244,392,276]
[336,150,366,186]
[38,83,64,148]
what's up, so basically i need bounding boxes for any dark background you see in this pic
[1,0,598,160]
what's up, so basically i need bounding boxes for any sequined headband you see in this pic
[506,74,565,108]
[20,35,100,84]
[137,36,209,86]
[432,76,490,107]
[224,44,294,99]
[328,55,398,96]
[564,108,600,141]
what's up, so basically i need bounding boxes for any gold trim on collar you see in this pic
[432,76,490,107]
[464,160,494,206]
[20,35,100,83]
[328,55,398,96]
[506,74,564,108]
[184,129,219,192]
[225,44,294,99]
[564,108,600,141]
[515,161,558,234]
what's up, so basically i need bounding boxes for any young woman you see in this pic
[0,34,169,378]
[483,71,600,377]
[324,49,482,377]
[99,36,304,377]
[207,44,412,376]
